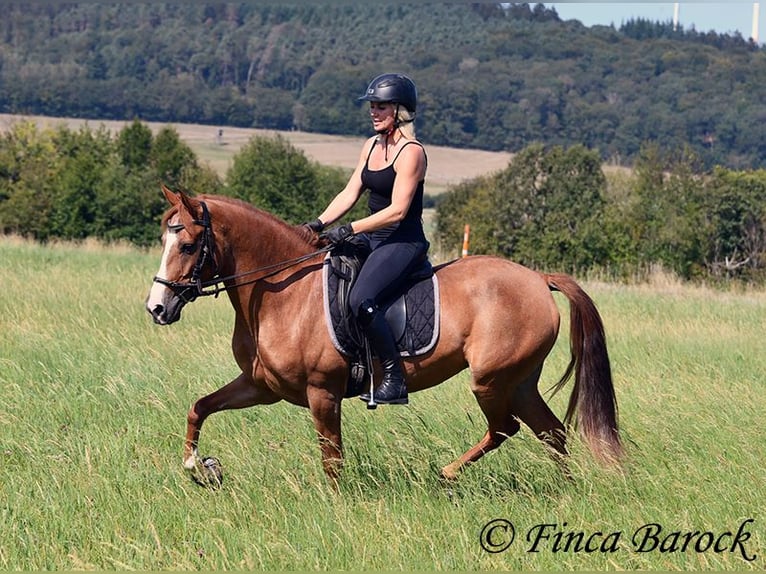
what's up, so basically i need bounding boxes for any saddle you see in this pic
[321,240,440,395]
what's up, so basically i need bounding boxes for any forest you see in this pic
[1,3,764,169]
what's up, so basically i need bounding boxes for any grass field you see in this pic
[1,235,764,570]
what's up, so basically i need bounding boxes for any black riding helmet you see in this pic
[358,73,417,114]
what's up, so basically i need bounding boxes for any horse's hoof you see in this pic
[439,464,460,483]
[189,456,223,489]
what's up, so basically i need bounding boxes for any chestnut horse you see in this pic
[146,186,622,486]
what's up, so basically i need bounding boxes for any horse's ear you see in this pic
[161,184,180,206]
[178,189,203,219]
[162,184,203,218]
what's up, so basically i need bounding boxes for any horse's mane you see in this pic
[198,193,325,249]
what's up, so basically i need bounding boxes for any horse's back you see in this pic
[432,256,561,372]
[435,255,557,315]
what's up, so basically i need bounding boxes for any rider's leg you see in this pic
[357,298,408,404]
[348,240,426,405]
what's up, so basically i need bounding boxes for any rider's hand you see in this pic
[320,223,354,245]
[302,218,324,234]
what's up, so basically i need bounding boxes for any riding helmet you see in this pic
[358,73,417,114]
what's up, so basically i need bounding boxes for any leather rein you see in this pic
[152,201,333,302]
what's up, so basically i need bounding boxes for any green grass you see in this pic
[1,236,764,570]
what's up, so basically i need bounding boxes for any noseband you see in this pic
[153,201,332,300]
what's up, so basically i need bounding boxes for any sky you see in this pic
[544,3,763,43]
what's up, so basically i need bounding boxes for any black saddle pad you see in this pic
[322,250,439,358]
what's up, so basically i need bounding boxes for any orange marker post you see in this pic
[462,224,470,258]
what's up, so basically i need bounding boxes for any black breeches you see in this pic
[348,240,428,317]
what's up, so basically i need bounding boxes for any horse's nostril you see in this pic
[150,304,166,323]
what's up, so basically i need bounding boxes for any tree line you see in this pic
[1,119,764,283]
[0,120,358,246]
[1,3,764,170]
[435,143,766,283]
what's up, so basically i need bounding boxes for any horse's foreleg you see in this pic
[184,373,279,471]
[306,384,343,486]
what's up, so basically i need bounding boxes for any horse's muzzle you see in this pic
[148,302,179,325]
[146,290,190,325]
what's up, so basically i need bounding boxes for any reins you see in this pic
[198,245,333,298]
[153,201,333,300]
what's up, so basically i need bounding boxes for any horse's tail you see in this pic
[543,273,623,466]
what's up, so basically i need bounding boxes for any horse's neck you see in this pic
[215,203,319,314]
[217,203,313,272]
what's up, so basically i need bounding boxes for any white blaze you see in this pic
[146,219,180,311]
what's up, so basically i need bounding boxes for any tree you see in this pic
[3,3,766,168]
[150,126,195,184]
[0,121,60,240]
[93,163,168,247]
[702,168,766,280]
[435,143,610,272]
[116,119,153,170]
[493,143,609,270]
[298,68,369,135]
[225,134,354,225]
[247,87,296,130]
[48,125,114,240]
[433,175,497,259]
[630,143,708,277]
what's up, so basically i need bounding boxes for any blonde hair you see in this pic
[396,107,416,139]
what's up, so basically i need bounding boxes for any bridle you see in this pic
[152,201,332,301]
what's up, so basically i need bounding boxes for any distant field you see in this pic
[0,113,515,196]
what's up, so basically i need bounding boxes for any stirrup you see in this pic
[345,359,366,398]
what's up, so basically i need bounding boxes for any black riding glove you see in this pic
[320,223,355,245]
[302,218,325,233]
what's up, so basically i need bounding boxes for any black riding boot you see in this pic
[357,300,408,405]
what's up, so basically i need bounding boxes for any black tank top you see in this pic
[361,140,427,244]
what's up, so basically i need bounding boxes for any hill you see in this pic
[1,3,764,169]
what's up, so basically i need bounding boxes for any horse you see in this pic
[145,185,623,486]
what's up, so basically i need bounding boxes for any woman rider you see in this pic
[304,73,429,405]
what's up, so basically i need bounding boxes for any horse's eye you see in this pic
[180,243,197,255]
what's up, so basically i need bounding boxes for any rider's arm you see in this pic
[316,138,375,227]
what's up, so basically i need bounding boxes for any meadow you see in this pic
[1,235,764,570]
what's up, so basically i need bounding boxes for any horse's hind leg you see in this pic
[184,372,280,475]
[511,367,568,462]
[440,372,521,481]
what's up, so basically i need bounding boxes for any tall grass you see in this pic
[1,236,763,570]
